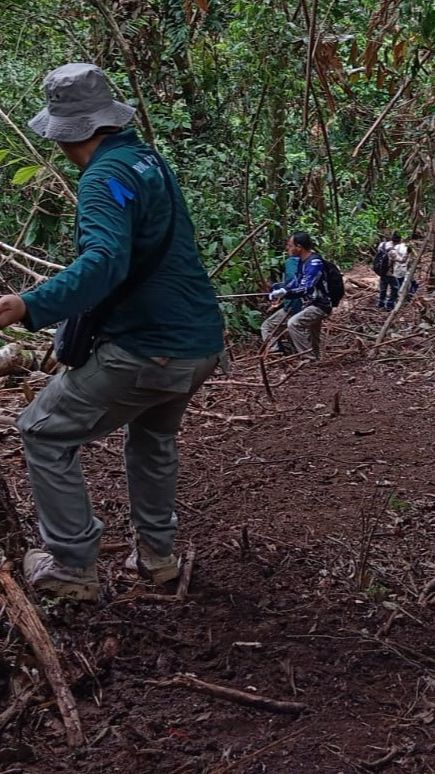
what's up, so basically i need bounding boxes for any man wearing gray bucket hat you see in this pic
[28,62,137,142]
[0,63,224,601]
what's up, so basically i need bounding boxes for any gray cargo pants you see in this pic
[260,308,288,352]
[16,341,220,568]
[287,305,328,359]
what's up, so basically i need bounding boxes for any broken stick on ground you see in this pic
[0,558,83,748]
[145,673,308,715]
[176,543,196,600]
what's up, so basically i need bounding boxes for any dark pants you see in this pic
[379,275,398,310]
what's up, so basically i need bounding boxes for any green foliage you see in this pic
[0,0,433,330]
[11,164,42,185]
[388,495,410,513]
[365,583,389,602]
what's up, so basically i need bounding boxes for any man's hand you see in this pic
[0,295,27,328]
[269,287,287,301]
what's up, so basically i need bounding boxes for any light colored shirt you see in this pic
[391,243,408,278]
[378,241,408,278]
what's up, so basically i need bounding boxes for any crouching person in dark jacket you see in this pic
[268,232,331,360]
[0,63,224,601]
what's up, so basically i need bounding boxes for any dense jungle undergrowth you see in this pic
[1,3,435,773]
[0,0,433,333]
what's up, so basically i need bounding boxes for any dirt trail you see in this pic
[2,262,435,773]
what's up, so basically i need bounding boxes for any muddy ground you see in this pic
[2,265,435,773]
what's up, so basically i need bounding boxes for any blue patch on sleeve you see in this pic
[106,177,136,208]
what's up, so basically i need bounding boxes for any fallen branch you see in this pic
[176,543,196,601]
[326,324,375,339]
[109,586,183,606]
[357,745,401,771]
[267,346,313,364]
[205,379,264,387]
[0,241,63,271]
[144,673,308,715]
[0,560,83,747]
[371,329,432,351]
[187,408,272,422]
[0,255,45,282]
[259,357,275,402]
[320,341,363,364]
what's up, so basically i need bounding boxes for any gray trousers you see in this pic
[260,308,289,351]
[287,305,328,359]
[16,342,219,568]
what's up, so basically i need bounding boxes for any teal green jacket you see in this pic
[283,256,302,314]
[22,129,224,359]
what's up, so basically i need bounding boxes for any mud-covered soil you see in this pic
[2,264,435,773]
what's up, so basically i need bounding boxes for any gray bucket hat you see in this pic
[28,62,136,142]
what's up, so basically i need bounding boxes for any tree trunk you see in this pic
[173,50,208,132]
[267,96,287,252]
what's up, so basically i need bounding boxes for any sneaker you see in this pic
[125,540,180,585]
[23,549,100,601]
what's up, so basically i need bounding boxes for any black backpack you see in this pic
[322,259,345,308]
[373,242,391,277]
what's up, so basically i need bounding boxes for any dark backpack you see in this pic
[373,242,391,277]
[322,259,345,308]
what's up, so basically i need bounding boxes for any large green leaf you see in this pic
[11,164,42,185]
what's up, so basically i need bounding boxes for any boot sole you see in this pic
[33,578,100,601]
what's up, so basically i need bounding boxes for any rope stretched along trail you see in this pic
[217,292,270,299]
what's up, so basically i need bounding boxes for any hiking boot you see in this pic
[125,540,180,585]
[23,549,100,601]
